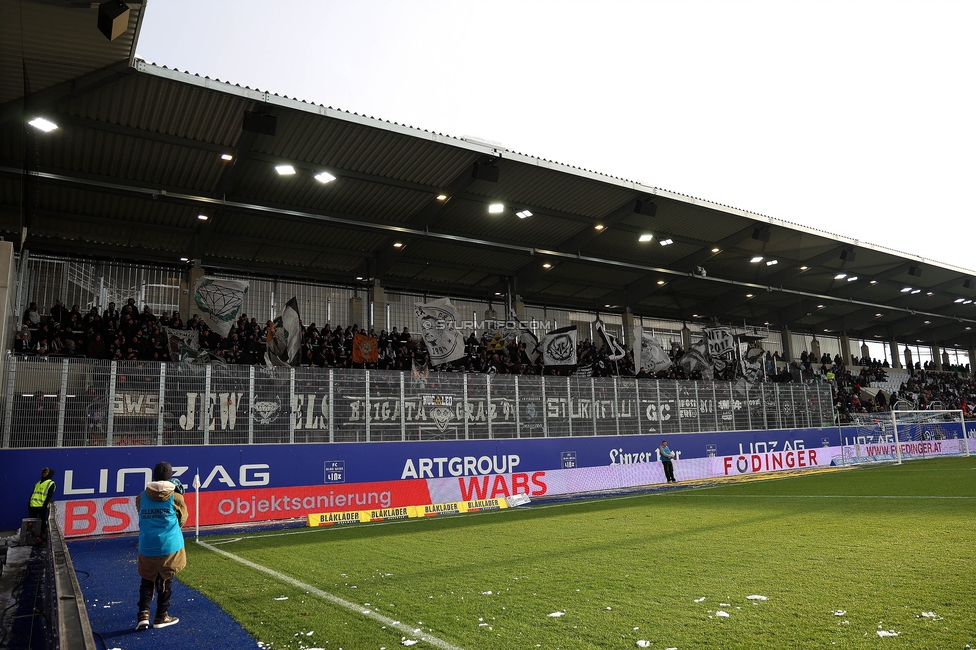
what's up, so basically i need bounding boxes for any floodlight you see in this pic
[488,203,504,214]
[197,214,209,221]
[639,234,653,242]
[834,273,847,280]
[750,256,763,263]
[314,171,336,184]
[516,210,533,219]
[275,165,296,175]
[766,259,778,266]
[659,238,673,246]
[220,153,234,161]
[28,117,58,132]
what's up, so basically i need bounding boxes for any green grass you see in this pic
[184,456,976,649]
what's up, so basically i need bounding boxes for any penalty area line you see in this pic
[196,540,464,650]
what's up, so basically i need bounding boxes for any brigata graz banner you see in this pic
[1,421,969,535]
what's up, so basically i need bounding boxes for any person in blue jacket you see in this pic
[660,440,677,483]
[135,462,187,631]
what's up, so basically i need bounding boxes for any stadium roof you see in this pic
[2,0,975,350]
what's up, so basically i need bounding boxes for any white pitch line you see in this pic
[679,494,975,499]
[196,540,464,650]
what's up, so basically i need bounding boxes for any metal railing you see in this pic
[1,356,834,448]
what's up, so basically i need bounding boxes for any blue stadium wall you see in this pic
[2,422,971,535]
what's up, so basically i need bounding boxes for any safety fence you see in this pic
[1,356,834,448]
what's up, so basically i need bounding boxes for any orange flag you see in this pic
[352,332,379,363]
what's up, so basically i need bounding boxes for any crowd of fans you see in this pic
[15,298,976,420]
[15,297,765,378]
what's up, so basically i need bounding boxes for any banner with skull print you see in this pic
[541,325,578,366]
[415,298,466,366]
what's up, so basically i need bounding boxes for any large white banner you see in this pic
[192,277,248,338]
[634,328,673,374]
[415,298,466,366]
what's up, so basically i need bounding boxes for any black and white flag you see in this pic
[513,315,541,363]
[680,338,712,376]
[634,328,673,374]
[542,325,578,366]
[595,319,626,361]
[164,327,198,362]
[265,297,301,367]
[704,327,735,357]
[415,298,466,366]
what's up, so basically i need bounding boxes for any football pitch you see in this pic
[185,456,976,649]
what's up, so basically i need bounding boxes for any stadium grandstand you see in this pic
[1,2,975,648]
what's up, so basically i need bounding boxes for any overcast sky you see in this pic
[137,0,975,272]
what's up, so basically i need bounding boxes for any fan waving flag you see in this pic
[193,277,248,338]
[512,315,541,363]
[680,339,712,376]
[265,297,301,366]
[595,319,627,361]
[352,332,379,363]
[164,327,199,362]
[542,325,578,366]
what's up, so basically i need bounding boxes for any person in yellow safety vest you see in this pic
[28,467,56,543]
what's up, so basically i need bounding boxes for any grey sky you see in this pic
[137,0,975,272]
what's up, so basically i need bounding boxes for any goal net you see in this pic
[838,410,970,466]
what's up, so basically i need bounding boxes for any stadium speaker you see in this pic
[908,265,922,277]
[964,279,972,289]
[97,0,130,41]
[752,227,770,243]
[840,248,856,262]
[634,200,657,217]
[471,163,500,183]
[242,111,277,136]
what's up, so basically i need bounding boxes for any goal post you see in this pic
[890,409,969,464]
[838,410,969,467]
